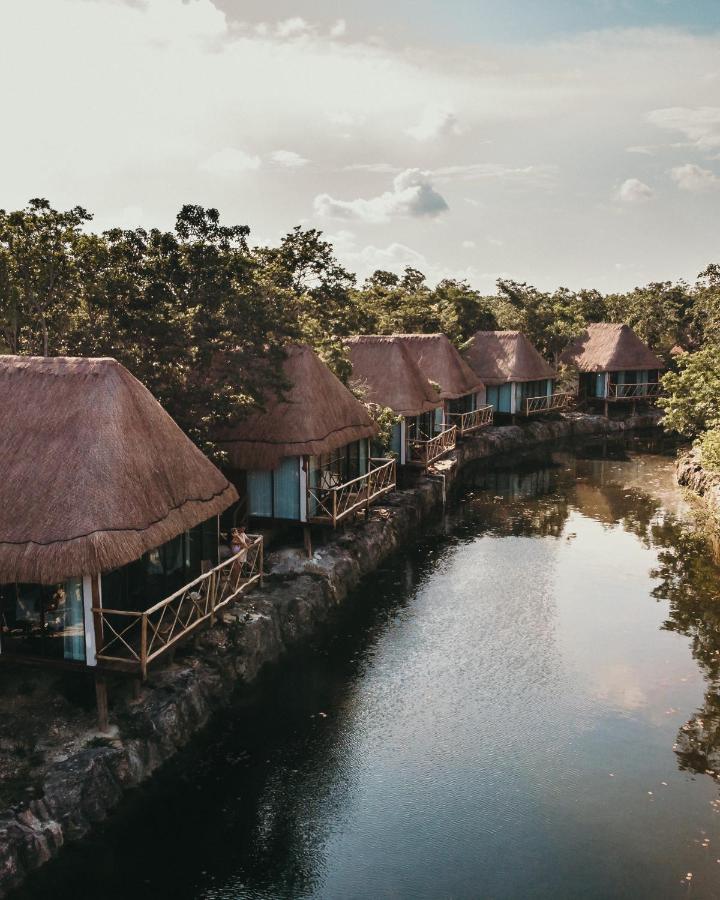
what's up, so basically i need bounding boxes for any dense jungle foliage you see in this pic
[1,199,718,458]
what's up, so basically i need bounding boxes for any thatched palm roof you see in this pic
[346,336,444,417]
[0,355,237,585]
[559,323,663,372]
[463,331,556,385]
[393,334,484,400]
[216,344,377,470]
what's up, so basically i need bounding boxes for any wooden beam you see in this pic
[95,674,109,733]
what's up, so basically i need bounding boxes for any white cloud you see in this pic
[617,178,654,203]
[329,19,346,38]
[199,147,261,175]
[2,1,720,292]
[670,163,720,192]
[407,107,462,142]
[271,149,309,168]
[462,240,476,249]
[343,162,400,174]
[433,162,556,187]
[314,168,449,223]
[275,17,310,38]
[647,106,720,152]
[351,241,429,274]
[626,145,656,155]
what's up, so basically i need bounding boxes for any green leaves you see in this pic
[660,346,720,438]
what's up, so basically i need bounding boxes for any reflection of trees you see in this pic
[647,516,720,778]
[674,692,720,777]
[651,522,720,679]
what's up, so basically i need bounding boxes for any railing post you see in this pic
[332,489,337,528]
[209,571,217,624]
[141,613,148,681]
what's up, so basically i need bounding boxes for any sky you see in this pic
[1,0,719,294]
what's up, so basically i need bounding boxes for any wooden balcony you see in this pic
[307,457,397,527]
[606,382,662,400]
[522,392,574,415]
[408,424,457,468]
[93,536,263,678]
[448,404,493,435]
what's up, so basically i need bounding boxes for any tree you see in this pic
[605,281,694,354]
[355,266,442,335]
[433,279,497,344]
[660,346,720,437]
[71,206,293,457]
[254,227,361,380]
[495,280,588,361]
[0,199,92,355]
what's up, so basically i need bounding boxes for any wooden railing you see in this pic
[448,404,493,435]
[93,536,263,678]
[408,424,457,467]
[522,392,573,415]
[607,382,662,400]
[307,458,397,527]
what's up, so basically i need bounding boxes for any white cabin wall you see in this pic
[83,575,98,667]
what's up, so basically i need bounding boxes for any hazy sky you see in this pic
[2,0,719,292]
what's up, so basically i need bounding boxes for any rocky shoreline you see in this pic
[0,410,661,898]
[676,447,720,526]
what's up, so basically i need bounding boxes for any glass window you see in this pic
[101,519,219,613]
[391,422,402,456]
[498,383,512,413]
[274,456,300,520]
[0,579,86,662]
[248,469,273,517]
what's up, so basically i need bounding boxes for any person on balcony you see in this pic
[230,526,252,563]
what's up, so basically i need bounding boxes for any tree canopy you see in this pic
[1,197,719,458]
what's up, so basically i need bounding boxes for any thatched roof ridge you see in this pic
[0,355,237,585]
[216,344,377,470]
[463,331,556,385]
[559,323,663,372]
[346,336,444,417]
[393,334,484,399]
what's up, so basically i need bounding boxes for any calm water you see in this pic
[16,442,720,900]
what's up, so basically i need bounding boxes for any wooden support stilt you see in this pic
[132,677,142,701]
[303,526,313,559]
[95,674,109,733]
[604,399,609,418]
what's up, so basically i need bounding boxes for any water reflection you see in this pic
[14,437,720,900]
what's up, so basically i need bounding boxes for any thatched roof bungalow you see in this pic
[463,331,566,416]
[216,345,393,527]
[346,335,455,467]
[393,334,492,435]
[559,323,663,407]
[0,355,248,675]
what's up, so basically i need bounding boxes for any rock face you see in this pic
[0,411,661,898]
[676,447,720,524]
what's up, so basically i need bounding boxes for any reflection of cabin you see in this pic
[463,331,569,417]
[216,345,394,529]
[560,323,664,415]
[393,334,492,436]
[346,335,456,468]
[0,356,260,722]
